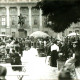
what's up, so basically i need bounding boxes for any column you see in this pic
[17,6,20,29]
[29,6,32,27]
[40,9,42,30]
[6,6,9,28]
[29,6,32,32]
[6,6,11,35]
[17,6,20,16]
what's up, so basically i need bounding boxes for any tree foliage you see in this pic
[35,0,80,32]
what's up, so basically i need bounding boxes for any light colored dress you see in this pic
[64,54,77,79]
[75,66,80,79]
[51,44,59,52]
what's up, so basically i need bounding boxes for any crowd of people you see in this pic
[0,35,80,80]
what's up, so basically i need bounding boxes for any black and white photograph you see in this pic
[0,0,80,80]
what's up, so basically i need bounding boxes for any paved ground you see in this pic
[1,48,60,80]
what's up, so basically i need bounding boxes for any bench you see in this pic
[0,64,28,80]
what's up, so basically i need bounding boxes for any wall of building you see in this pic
[0,0,80,39]
[0,1,43,38]
[64,22,80,37]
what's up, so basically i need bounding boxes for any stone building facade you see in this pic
[0,0,44,38]
[0,0,80,39]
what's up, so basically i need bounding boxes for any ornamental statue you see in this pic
[18,13,24,28]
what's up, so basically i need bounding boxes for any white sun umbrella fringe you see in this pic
[0,34,6,37]
[30,31,50,38]
[68,32,80,37]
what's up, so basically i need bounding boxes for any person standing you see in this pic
[50,40,59,67]
[10,49,22,71]
[19,40,24,56]
[0,66,7,80]
[6,42,10,54]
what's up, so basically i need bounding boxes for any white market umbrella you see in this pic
[0,34,6,37]
[30,31,50,38]
[67,32,80,37]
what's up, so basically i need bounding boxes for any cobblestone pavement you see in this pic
[1,48,60,80]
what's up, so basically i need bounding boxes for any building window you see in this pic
[20,7,28,15]
[69,31,72,33]
[75,30,79,34]
[2,17,5,26]
[2,32,5,34]
[34,18,37,25]
[12,16,15,25]
[2,8,6,14]
[32,7,39,14]
[0,7,6,14]
[10,7,17,15]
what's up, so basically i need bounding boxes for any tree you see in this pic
[35,0,80,32]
